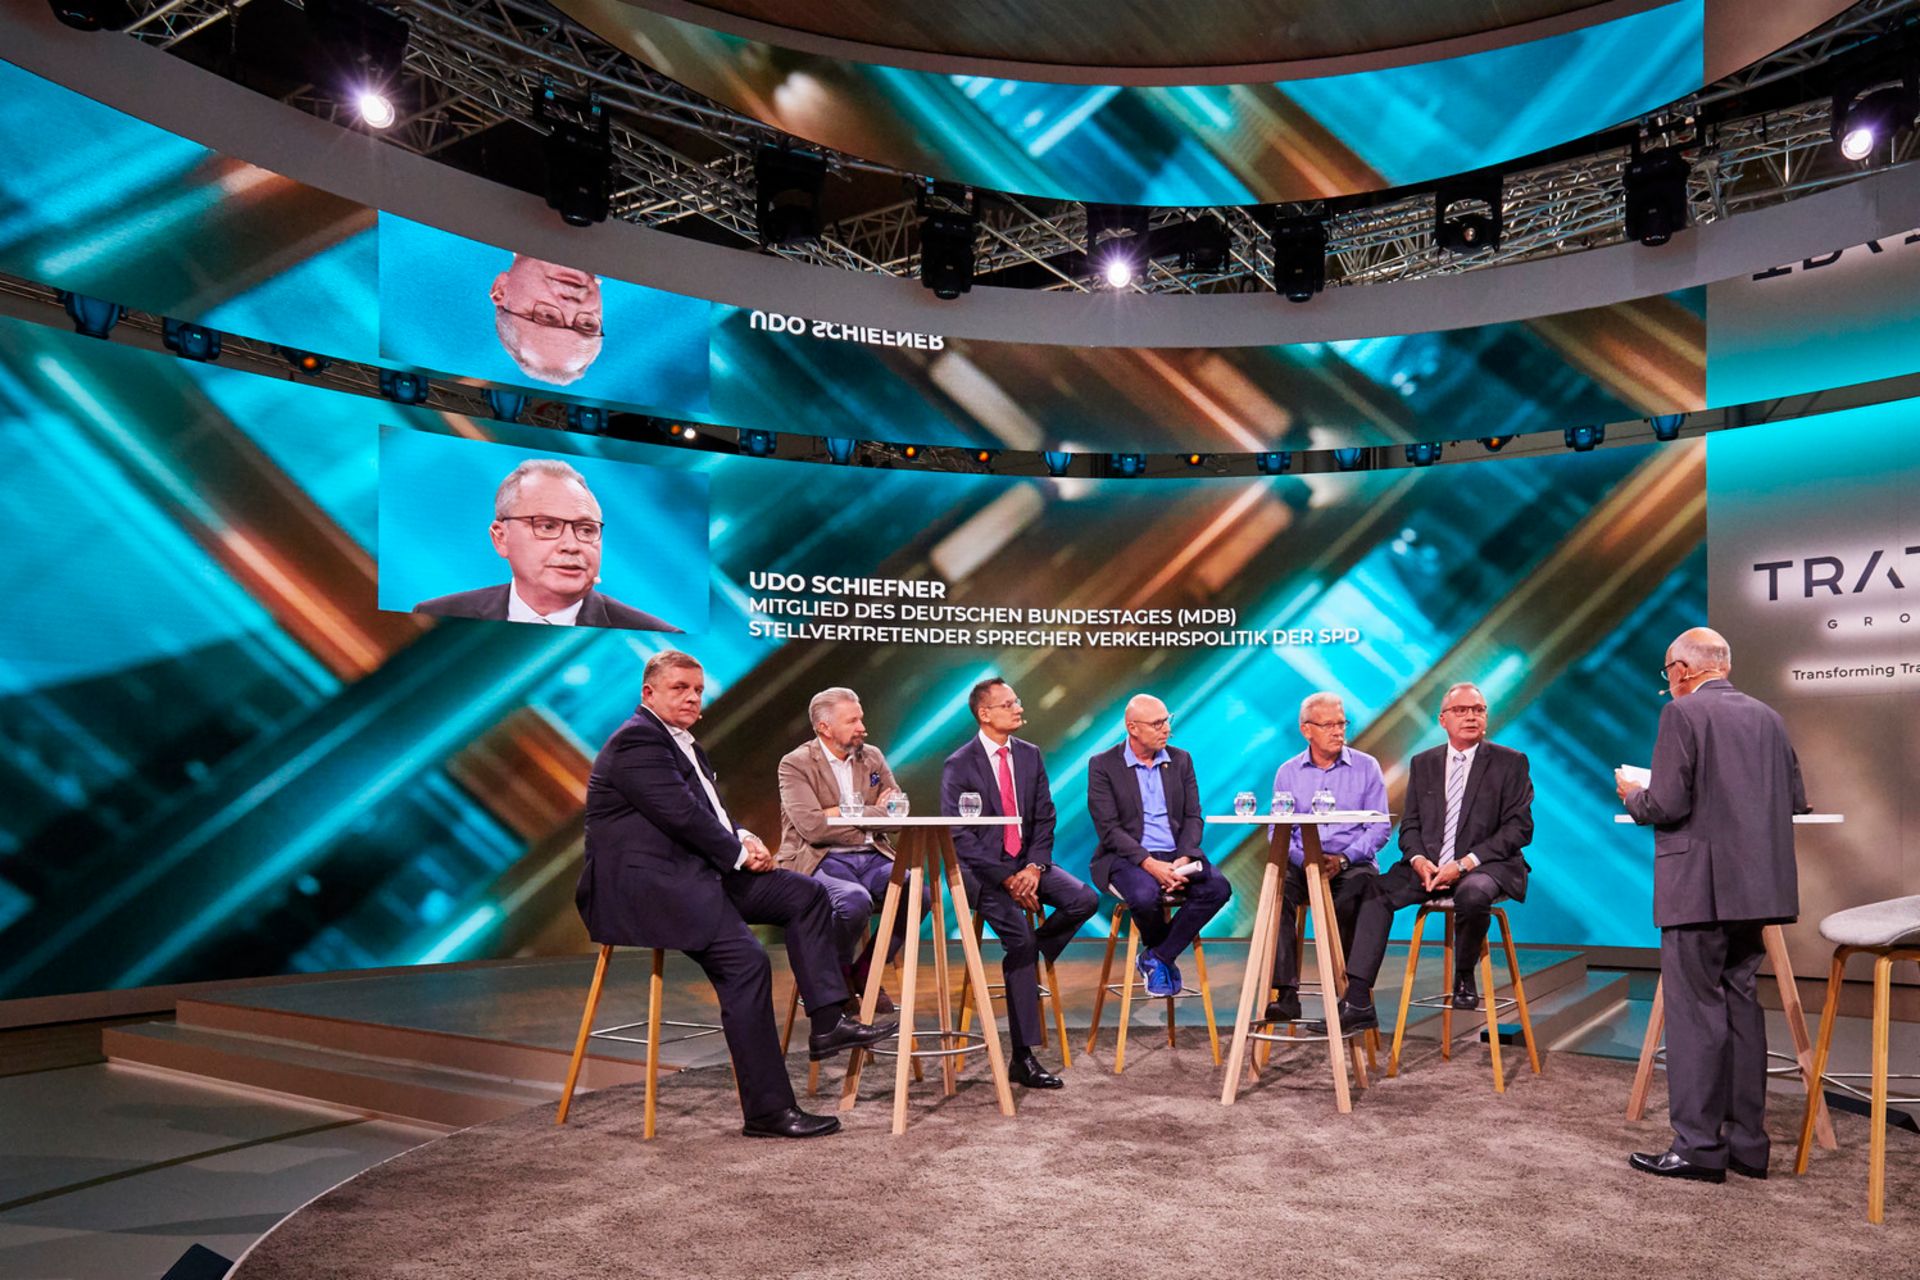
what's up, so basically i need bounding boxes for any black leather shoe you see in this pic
[1628,1150,1726,1183]
[808,1012,899,1061]
[1008,1052,1064,1089]
[1264,989,1302,1023]
[742,1106,841,1139]
[1729,1157,1768,1180]
[1451,975,1480,1011]
[1303,998,1378,1035]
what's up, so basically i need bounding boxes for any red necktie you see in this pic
[995,746,1020,856]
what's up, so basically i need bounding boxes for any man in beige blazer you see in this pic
[777,686,918,1012]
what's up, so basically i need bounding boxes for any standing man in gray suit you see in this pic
[1616,626,1809,1183]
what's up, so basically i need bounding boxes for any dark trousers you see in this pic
[1106,857,1233,964]
[967,864,1099,1049]
[1345,862,1502,990]
[812,850,928,981]
[1661,921,1770,1170]
[685,869,847,1122]
[1269,861,1376,991]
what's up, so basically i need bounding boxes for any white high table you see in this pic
[1613,812,1843,1149]
[836,814,1020,1134]
[1210,811,1392,1114]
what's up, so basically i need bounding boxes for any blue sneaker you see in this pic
[1164,955,1183,993]
[1137,950,1176,998]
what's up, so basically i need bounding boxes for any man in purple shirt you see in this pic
[1265,692,1390,1026]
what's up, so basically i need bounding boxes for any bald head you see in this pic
[1124,693,1172,761]
[1664,626,1732,696]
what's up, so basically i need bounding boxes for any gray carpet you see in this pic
[234,1036,1918,1279]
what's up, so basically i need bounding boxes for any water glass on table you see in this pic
[1310,787,1336,816]
[1271,790,1296,816]
[884,791,909,818]
[957,791,983,819]
[1233,790,1257,816]
[842,792,865,820]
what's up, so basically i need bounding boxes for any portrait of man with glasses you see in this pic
[489,253,606,387]
[412,457,680,632]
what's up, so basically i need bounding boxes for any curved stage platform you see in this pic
[227,1042,1916,1279]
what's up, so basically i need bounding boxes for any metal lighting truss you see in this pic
[117,0,1920,293]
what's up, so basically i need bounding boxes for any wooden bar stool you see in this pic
[1254,903,1378,1072]
[1386,897,1540,1092]
[780,941,920,1095]
[956,906,1072,1065]
[556,945,724,1139]
[1084,897,1220,1073]
[1794,895,1920,1224]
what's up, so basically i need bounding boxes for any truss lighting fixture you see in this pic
[1833,77,1920,162]
[1479,436,1511,453]
[379,369,430,405]
[1650,413,1687,441]
[1180,215,1232,274]
[1623,146,1691,247]
[276,346,329,374]
[1435,176,1503,254]
[1266,211,1328,303]
[756,147,828,249]
[47,0,126,31]
[974,449,997,467]
[56,292,124,339]
[567,405,609,434]
[738,429,777,457]
[1564,424,1605,452]
[1042,450,1073,477]
[1184,453,1208,468]
[483,389,530,422]
[918,185,977,300]
[1106,453,1147,478]
[306,0,409,131]
[1086,204,1150,291]
[1331,447,1367,472]
[825,437,859,465]
[536,84,611,228]
[357,90,397,130]
[161,319,222,362]
[666,422,699,440]
[1255,451,1293,475]
[1404,442,1443,467]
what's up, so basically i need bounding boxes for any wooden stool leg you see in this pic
[957,912,987,1035]
[781,982,801,1056]
[1221,858,1283,1104]
[1389,907,1430,1078]
[1085,905,1124,1056]
[1496,910,1541,1076]
[1627,978,1665,1121]
[890,859,927,1136]
[839,851,908,1114]
[1796,948,1848,1175]
[1039,909,1072,1067]
[556,944,614,1126]
[1303,855,1353,1113]
[1194,937,1221,1065]
[1481,942,1504,1094]
[1440,913,1455,1060]
[1115,913,1141,1074]
[1766,924,1835,1150]
[940,838,1015,1118]
[1869,952,1893,1224]
[929,861,954,1096]
[1257,906,1303,1071]
[642,949,667,1138]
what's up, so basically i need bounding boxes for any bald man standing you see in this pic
[1617,627,1809,1183]
[1086,694,1232,998]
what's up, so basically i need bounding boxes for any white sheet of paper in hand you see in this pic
[1617,765,1652,789]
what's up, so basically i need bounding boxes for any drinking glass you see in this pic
[884,792,909,819]
[1310,787,1336,816]
[1271,790,1296,816]
[842,794,865,820]
[958,791,983,819]
[1233,791,1256,816]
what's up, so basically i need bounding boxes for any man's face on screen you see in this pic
[489,472,603,613]
[644,665,706,729]
[490,255,605,386]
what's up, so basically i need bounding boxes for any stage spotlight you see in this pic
[379,369,430,405]
[1106,453,1147,478]
[1404,441,1443,467]
[1834,78,1919,162]
[1623,146,1691,246]
[1255,451,1292,475]
[276,346,329,374]
[825,437,859,465]
[919,186,977,299]
[738,429,777,457]
[974,448,997,467]
[1564,423,1605,452]
[1184,453,1208,467]
[756,147,828,248]
[1435,176,1502,254]
[1650,413,1687,441]
[1086,204,1149,290]
[567,405,609,434]
[56,292,124,339]
[901,444,921,461]
[1266,211,1327,303]
[306,0,409,129]
[666,422,699,440]
[1331,447,1366,472]
[1042,450,1074,477]
[1180,215,1232,274]
[536,83,611,227]
[483,389,529,422]
[161,318,221,362]
[357,89,397,129]
[1479,435,1511,453]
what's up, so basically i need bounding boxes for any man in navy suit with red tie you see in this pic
[940,677,1098,1089]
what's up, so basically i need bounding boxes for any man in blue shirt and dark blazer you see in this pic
[940,676,1098,1090]
[1086,693,1232,997]
[576,649,895,1139]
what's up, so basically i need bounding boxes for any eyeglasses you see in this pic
[1660,658,1688,677]
[498,514,604,543]
[1303,719,1348,731]
[1441,704,1488,716]
[1130,715,1172,730]
[983,698,1023,711]
[495,301,605,338]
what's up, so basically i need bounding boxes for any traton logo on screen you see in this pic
[1751,546,1918,632]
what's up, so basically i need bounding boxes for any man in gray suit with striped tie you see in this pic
[1328,682,1534,1031]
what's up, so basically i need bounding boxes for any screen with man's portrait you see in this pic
[375,427,711,634]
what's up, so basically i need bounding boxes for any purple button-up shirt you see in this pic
[1270,747,1390,866]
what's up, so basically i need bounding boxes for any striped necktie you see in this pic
[1438,751,1467,865]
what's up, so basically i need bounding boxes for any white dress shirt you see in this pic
[644,707,749,869]
[506,581,586,625]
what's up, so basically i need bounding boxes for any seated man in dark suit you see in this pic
[1085,693,1231,997]
[940,677,1098,1090]
[1328,682,1533,1032]
[413,457,679,632]
[575,649,894,1138]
